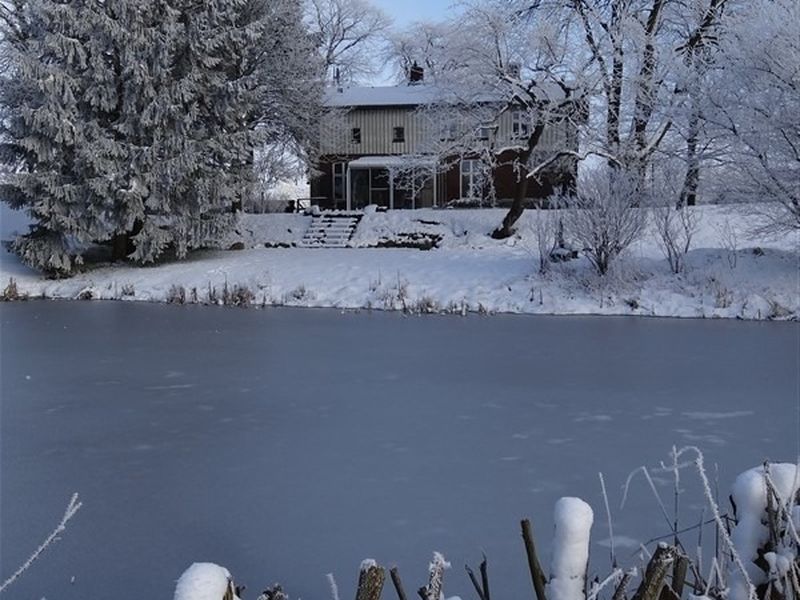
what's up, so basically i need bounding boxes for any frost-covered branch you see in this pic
[0,493,82,593]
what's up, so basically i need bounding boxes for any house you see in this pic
[310,66,580,211]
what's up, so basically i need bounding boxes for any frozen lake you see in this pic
[1,302,797,599]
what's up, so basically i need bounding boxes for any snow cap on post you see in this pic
[174,563,240,600]
[548,497,594,600]
[729,463,800,600]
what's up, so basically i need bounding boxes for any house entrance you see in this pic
[350,168,390,210]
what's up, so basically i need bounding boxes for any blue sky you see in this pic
[371,0,453,26]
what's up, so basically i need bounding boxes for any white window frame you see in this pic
[511,110,530,139]
[440,119,459,141]
[460,159,481,199]
[477,124,493,140]
[332,162,346,204]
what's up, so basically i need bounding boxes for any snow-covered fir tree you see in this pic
[0,0,322,275]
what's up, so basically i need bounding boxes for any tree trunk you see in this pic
[491,122,545,239]
[679,68,701,207]
[630,0,666,193]
[606,0,625,169]
[491,170,531,239]
[679,112,700,207]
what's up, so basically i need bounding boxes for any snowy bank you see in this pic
[1,206,797,320]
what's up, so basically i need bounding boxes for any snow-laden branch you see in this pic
[0,493,82,593]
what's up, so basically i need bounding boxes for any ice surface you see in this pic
[0,303,797,600]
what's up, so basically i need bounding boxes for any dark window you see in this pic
[477,124,493,139]
[332,162,346,205]
[370,168,389,189]
[351,128,361,144]
[393,126,405,143]
[511,111,530,138]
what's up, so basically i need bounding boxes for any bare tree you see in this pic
[704,0,800,235]
[534,205,561,274]
[306,0,391,84]
[648,163,700,273]
[560,171,647,275]
[384,1,588,235]
[383,21,463,84]
[652,204,699,274]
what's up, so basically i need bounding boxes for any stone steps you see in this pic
[298,213,362,248]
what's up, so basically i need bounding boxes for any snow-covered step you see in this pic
[298,212,362,248]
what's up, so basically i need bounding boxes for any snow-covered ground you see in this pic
[1,205,797,320]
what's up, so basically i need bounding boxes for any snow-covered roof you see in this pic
[325,85,446,108]
[347,155,437,169]
[324,82,569,109]
[325,82,565,108]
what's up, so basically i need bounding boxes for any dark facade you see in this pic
[310,151,576,211]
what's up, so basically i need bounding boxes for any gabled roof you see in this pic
[324,84,448,108]
[324,82,569,109]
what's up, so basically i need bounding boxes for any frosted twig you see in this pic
[704,556,724,596]
[326,573,340,600]
[685,446,757,600]
[697,506,706,575]
[659,446,682,545]
[599,472,617,568]
[638,544,653,561]
[0,493,82,593]
[621,466,673,533]
[587,568,624,600]
[763,465,800,547]
[642,516,717,546]
[788,562,800,600]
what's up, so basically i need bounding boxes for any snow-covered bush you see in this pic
[652,205,700,274]
[533,207,561,275]
[560,172,647,276]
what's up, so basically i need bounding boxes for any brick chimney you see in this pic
[408,61,424,85]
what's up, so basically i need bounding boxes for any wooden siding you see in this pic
[321,106,577,156]
[321,107,431,155]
